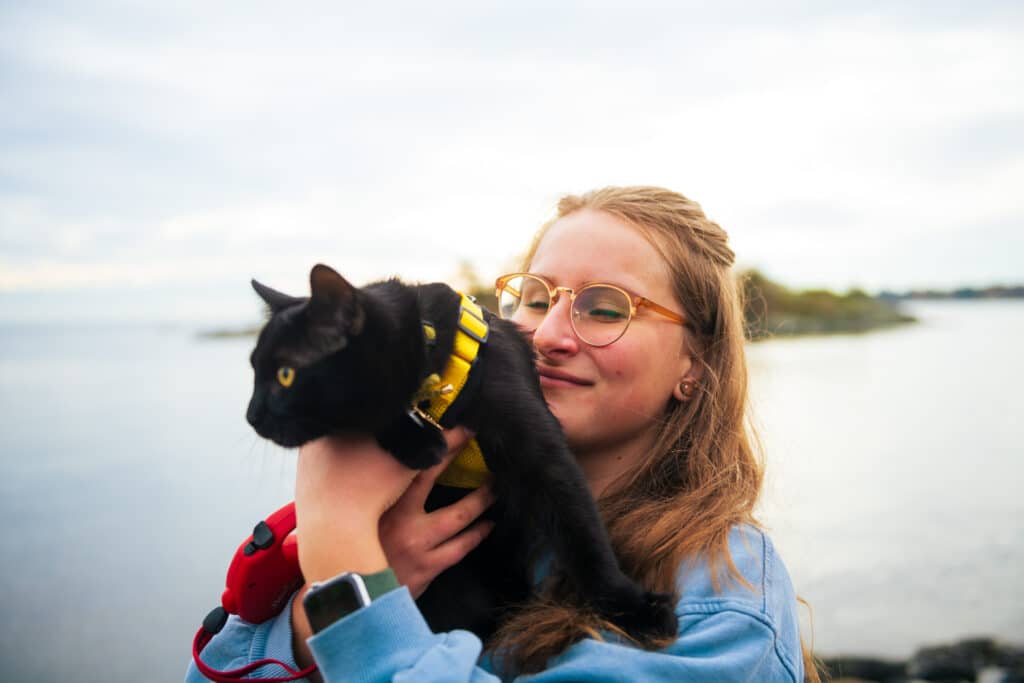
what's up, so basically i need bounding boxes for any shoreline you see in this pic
[820,636,1023,682]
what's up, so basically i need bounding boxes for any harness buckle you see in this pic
[458,301,489,344]
[410,405,444,431]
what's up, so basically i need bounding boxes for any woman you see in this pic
[188,186,820,682]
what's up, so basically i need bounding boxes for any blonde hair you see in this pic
[492,186,823,681]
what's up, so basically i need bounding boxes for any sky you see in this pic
[1,0,1022,323]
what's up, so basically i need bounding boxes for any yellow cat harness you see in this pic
[413,293,491,489]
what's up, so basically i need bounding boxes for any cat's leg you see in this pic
[415,543,514,640]
[484,426,677,643]
[374,410,447,469]
[470,325,677,642]
[418,487,531,641]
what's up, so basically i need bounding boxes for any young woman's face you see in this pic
[524,208,695,458]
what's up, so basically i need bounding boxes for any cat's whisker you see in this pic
[232,431,255,448]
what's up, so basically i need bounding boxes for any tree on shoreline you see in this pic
[739,269,916,340]
[200,266,917,341]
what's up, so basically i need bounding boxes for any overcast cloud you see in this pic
[1,0,1022,322]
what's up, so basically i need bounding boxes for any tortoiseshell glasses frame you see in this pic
[494,272,687,347]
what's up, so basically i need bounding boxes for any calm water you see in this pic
[0,301,1021,681]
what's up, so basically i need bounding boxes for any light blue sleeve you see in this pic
[307,587,500,683]
[305,585,798,683]
[188,526,803,683]
[185,593,306,682]
[519,606,796,683]
[185,587,499,683]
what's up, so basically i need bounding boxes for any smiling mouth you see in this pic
[537,366,594,386]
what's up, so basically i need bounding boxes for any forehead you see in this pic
[530,209,673,297]
[251,305,319,367]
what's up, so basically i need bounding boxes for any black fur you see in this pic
[246,264,677,643]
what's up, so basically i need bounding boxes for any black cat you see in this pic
[245,263,676,644]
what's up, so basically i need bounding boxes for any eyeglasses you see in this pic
[494,272,687,347]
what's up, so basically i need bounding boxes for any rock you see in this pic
[978,666,1013,683]
[823,656,907,682]
[995,644,1024,682]
[908,638,1006,681]
[823,638,1024,683]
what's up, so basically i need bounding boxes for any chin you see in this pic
[269,431,307,449]
[254,421,323,449]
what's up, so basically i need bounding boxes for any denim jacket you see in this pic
[187,524,805,682]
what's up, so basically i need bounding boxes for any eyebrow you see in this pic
[528,272,647,297]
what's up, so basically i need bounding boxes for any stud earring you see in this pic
[678,380,696,399]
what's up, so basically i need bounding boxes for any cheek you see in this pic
[599,342,680,408]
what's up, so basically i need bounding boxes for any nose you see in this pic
[246,392,263,428]
[530,293,580,359]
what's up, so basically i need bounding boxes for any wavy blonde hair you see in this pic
[491,186,823,681]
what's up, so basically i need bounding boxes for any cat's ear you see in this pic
[252,279,303,314]
[308,264,365,334]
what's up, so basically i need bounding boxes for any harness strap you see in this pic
[416,293,491,489]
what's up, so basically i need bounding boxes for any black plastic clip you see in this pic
[243,520,275,556]
[203,606,229,634]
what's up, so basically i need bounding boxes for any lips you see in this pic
[537,365,594,387]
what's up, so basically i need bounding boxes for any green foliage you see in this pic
[456,259,499,313]
[740,269,916,340]
[458,263,918,341]
[199,266,918,341]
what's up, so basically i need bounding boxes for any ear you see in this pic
[252,279,303,314]
[672,355,704,402]
[308,264,365,334]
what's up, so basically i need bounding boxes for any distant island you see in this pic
[199,270,924,341]
[199,326,262,339]
[879,285,1024,300]
[738,270,916,340]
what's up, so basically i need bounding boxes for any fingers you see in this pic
[423,483,497,548]
[391,451,455,514]
[392,427,475,514]
[427,518,496,574]
[442,426,473,453]
[398,517,496,599]
[375,426,496,598]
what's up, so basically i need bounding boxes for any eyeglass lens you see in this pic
[498,275,633,346]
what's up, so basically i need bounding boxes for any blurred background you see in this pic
[1,2,1021,681]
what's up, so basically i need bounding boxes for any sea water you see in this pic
[751,301,1024,657]
[0,301,1021,681]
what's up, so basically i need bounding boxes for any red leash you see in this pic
[192,502,318,681]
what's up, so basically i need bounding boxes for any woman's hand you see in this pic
[293,428,497,585]
[380,428,497,597]
[293,431,417,582]
[290,428,497,673]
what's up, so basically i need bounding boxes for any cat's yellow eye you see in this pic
[277,366,295,388]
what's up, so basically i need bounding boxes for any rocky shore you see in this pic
[823,637,1023,682]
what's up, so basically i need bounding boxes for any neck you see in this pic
[571,427,659,499]
[353,283,428,413]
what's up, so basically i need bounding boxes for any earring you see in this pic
[678,380,696,399]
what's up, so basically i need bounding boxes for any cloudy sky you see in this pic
[2,0,1022,323]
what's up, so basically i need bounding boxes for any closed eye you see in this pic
[585,307,628,322]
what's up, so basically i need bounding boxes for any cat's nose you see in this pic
[246,396,263,428]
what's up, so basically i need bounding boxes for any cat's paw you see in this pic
[596,587,678,644]
[375,410,447,469]
[390,436,446,470]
